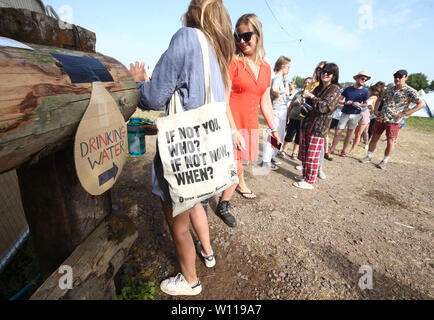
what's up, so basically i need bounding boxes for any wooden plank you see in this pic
[0,7,96,52]
[30,214,138,300]
[0,43,138,174]
[16,144,116,278]
[0,90,138,174]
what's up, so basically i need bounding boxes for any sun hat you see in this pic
[393,69,408,77]
[353,71,371,81]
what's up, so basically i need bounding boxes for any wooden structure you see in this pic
[0,170,28,271]
[0,0,46,14]
[0,6,139,298]
[31,214,138,300]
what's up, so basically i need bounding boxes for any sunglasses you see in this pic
[359,77,369,81]
[234,32,254,43]
[394,75,403,79]
[321,70,333,76]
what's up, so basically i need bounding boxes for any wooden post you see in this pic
[30,214,138,300]
[16,142,111,279]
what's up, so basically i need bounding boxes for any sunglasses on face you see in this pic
[359,77,369,81]
[321,70,333,76]
[394,75,403,79]
[234,32,254,43]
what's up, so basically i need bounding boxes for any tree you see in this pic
[407,73,428,91]
[429,80,434,91]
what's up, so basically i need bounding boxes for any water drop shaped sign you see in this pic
[74,82,128,195]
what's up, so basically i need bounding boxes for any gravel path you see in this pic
[113,117,434,300]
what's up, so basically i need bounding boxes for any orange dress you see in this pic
[229,57,272,162]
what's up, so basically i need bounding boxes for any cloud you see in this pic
[356,0,425,31]
[373,1,418,29]
[408,18,426,30]
[304,16,362,51]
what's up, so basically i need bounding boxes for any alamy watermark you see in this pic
[358,265,373,290]
[358,0,374,30]
[46,4,74,29]
[58,265,73,290]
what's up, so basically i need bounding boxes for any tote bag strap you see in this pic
[168,89,182,116]
[168,29,214,116]
[195,29,214,104]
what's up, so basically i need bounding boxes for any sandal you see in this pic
[235,188,257,200]
[340,151,347,157]
[291,153,298,160]
[324,153,333,161]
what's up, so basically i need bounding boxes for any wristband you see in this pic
[269,125,276,131]
[271,128,278,133]
[231,129,238,135]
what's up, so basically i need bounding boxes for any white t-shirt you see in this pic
[270,76,290,110]
[332,107,342,120]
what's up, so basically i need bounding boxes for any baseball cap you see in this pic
[394,69,408,77]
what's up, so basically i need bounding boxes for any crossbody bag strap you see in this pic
[195,29,214,104]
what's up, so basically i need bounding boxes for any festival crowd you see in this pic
[129,0,426,297]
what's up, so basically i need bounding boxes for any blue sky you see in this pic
[43,0,434,85]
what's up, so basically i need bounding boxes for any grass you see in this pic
[0,236,42,300]
[406,117,434,133]
[113,276,156,300]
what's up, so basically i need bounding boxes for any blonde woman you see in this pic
[215,13,279,228]
[305,61,328,94]
[130,0,242,296]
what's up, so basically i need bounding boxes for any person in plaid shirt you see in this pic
[360,69,426,169]
[293,63,341,189]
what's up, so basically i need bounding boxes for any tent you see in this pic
[411,91,434,118]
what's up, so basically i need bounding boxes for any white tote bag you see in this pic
[155,29,239,217]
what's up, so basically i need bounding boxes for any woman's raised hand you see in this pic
[129,61,150,83]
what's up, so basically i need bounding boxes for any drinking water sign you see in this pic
[74,82,127,195]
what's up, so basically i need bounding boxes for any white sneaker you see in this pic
[293,181,314,190]
[271,158,282,165]
[295,165,303,171]
[196,241,216,268]
[160,273,202,296]
[318,171,326,180]
[294,175,304,181]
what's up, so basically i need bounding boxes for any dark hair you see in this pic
[369,81,385,97]
[315,63,339,93]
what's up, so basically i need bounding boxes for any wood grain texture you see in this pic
[30,214,138,300]
[0,44,138,174]
[0,7,96,52]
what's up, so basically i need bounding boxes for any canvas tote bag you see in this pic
[155,29,239,217]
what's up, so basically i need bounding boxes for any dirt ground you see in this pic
[112,112,434,300]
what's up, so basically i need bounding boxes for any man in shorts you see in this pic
[328,71,370,157]
[360,69,426,169]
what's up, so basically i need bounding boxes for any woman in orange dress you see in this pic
[215,13,279,228]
